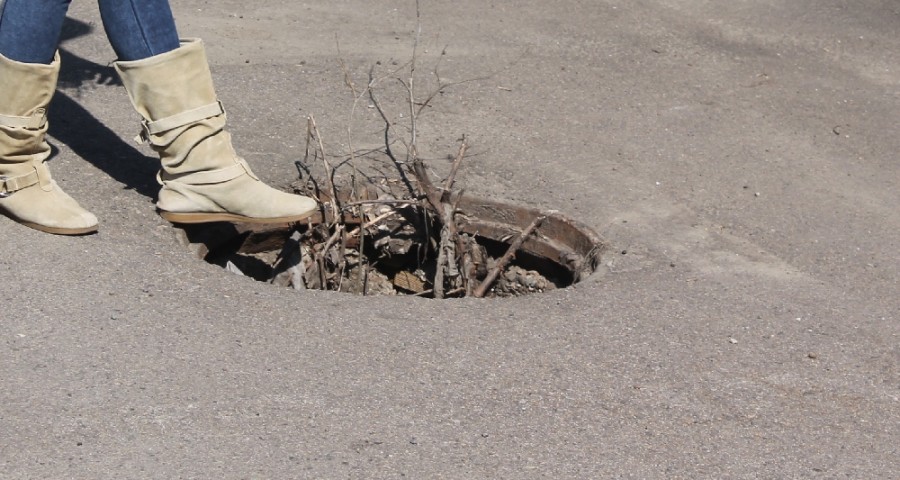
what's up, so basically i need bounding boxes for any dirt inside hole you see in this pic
[175,188,605,298]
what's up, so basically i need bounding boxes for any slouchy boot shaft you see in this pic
[115,39,317,224]
[0,51,98,234]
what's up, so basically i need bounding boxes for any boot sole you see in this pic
[159,209,317,225]
[21,221,99,236]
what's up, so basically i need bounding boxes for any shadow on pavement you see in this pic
[47,17,159,199]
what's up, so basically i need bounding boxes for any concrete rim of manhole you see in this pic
[174,193,605,298]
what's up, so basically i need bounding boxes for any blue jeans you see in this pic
[0,0,180,64]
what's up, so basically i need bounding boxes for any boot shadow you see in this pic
[48,90,159,199]
[44,17,159,199]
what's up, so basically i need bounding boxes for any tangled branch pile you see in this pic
[190,5,590,298]
[281,129,557,298]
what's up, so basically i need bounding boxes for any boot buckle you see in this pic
[0,170,41,197]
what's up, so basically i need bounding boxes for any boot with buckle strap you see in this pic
[114,38,318,224]
[0,51,98,235]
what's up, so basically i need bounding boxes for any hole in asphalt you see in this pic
[174,188,605,298]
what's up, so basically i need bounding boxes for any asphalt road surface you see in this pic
[2,1,897,478]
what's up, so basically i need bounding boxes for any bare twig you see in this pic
[359,209,369,296]
[342,53,408,199]
[368,67,416,196]
[315,224,345,290]
[433,245,447,297]
[408,0,423,155]
[460,234,477,296]
[307,115,340,221]
[346,209,401,238]
[415,75,491,119]
[445,287,466,297]
[290,1,511,298]
[320,225,344,260]
[473,215,548,298]
[335,34,358,97]
[343,199,416,209]
[443,135,468,191]
[411,158,444,214]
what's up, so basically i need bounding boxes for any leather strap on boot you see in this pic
[0,108,48,130]
[135,101,224,144]
[0,170,40,197]
[141,100,262,186]
[0,106,48,198]
[0,109,50,196]
[157,158,256,186]
[0,160,55,196]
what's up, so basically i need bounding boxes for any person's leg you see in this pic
[98,0,180,61]
[107,1,317,224]
[0,0,71,64]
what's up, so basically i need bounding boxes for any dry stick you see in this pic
[309,114,346,290]
[461,235,477,297]
[336,36,365,202]
[379,1,477,294]
[432,205,451,298]
[335,52,393,296]
[408,0,423,155]
[443,185,469,294]
[411,160,444,213]
[320,225,344,258]
[347,201,410,290]
[315,224,345,290]
[303,117,314,166]
[403,0,431,208]
[336,226,348,292]
[368,67,416,196]
[444,142,470,293]
[335,34,359,98]
[343,199,415,208]
[307,115,340,224]
[342,49,406,193]
[410,158,453,298]
[367,72,429,266]
[447,190,477,295]
[410,157,469,298]
[345,209,400,238]
[299,117,323,199]
[401,47,459,297]
[472,215,548,298]
[416,73,491,115]
[434,197,469,298]
[316,255,327,291]
[445,287,466,297]
[359,205,369,296]
[338,40,420,296]
[444,136,468,191]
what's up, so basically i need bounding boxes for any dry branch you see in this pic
[473,215,548,298]
[444,136,468,192]
[307,114,340,220]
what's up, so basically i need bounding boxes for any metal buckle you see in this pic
[0,176,11,198]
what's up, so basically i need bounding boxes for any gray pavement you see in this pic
[1,1,897,478]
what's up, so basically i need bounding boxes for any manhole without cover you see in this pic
[175,189,604,298]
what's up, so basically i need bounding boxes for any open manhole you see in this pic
[171,38,605,297]
[175,187,605,298]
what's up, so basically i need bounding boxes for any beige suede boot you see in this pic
[0,52,98,235]
[114,39,317,224]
